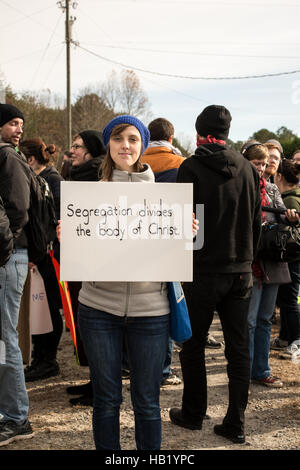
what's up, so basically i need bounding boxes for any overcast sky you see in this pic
[1,0,300,146]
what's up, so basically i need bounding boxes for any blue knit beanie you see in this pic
[102,115,150,153]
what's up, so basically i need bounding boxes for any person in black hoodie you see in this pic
[169,105,262,444]
[19,139,64,382]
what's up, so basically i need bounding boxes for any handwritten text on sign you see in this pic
[60,182,195,281]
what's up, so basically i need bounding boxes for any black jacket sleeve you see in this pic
[47,172,63,220]
[0,196,14,266]
[0,147,31,241]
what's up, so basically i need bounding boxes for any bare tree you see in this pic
[0,69,6,102]
[100,69,152,121]
[174,132,195,157]
[100,70,120,113]
[72,87,115,134]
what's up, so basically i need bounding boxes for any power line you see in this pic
[0,0,57,31]
[73,42,300,80]
[98,0,300,5]
[1,44,62,65]
[28,11,64,88]
[79,41,300,60]
[41,44,65,89]
[0,4,54,30]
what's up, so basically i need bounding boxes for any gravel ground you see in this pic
[2,314,300,452]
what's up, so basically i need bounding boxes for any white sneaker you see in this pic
[280,342,300,361]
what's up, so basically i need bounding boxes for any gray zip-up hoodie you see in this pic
[78,164,170,317]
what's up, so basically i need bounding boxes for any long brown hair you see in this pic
[100,123,144,181]
[20,138,56,165]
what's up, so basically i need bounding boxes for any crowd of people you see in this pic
[0,102,299,450]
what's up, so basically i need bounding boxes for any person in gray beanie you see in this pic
[0,103,34,446]
[264,139,283,183]
[169,104,262,445]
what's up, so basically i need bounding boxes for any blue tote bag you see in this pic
[168,282,192,343]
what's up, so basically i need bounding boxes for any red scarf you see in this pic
[252,177,269,283]
[197,135,226,146]
[259,177,268,220]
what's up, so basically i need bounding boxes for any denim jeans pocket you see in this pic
[15,260,28,294]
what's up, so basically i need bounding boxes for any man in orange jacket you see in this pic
[141,117,185,182]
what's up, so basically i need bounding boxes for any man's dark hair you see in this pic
[148,118,174,141]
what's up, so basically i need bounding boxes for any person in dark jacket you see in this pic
[274,159,300,360]
[241,141,297,389]
[65,129,107,406]
[169,105,262,444]
[0,103,34,446]
[19,139,64,382]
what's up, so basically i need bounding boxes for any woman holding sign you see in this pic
[79,116,169,451]
[57,115,197,450]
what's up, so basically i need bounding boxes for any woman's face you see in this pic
[109,125,142,172]
[70,137,91,167]
[250,158,268,178]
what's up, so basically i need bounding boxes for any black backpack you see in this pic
[259,222,300,263]
[259,206,300,263]
[25,171,58,264]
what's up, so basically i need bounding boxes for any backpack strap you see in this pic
[0,143,13,152]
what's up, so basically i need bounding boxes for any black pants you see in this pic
[33,255,63,362]
[180,272,252,433]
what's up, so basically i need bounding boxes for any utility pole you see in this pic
[57,1,78,150]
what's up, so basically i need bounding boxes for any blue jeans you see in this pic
[248,282,279,380]
[162,338,173,379]
[78,303,169,450]
[0,248,29,423]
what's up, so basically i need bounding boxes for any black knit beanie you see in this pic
[79,130,106,158]
[0,103,24,127]
[195,105,232,140]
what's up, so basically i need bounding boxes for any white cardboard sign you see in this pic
[60,181,193,281]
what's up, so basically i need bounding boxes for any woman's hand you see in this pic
[285,209,300,224]
[192,212,199,236]
[56,220,61,243]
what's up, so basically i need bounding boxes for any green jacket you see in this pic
[281,186,300,212]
